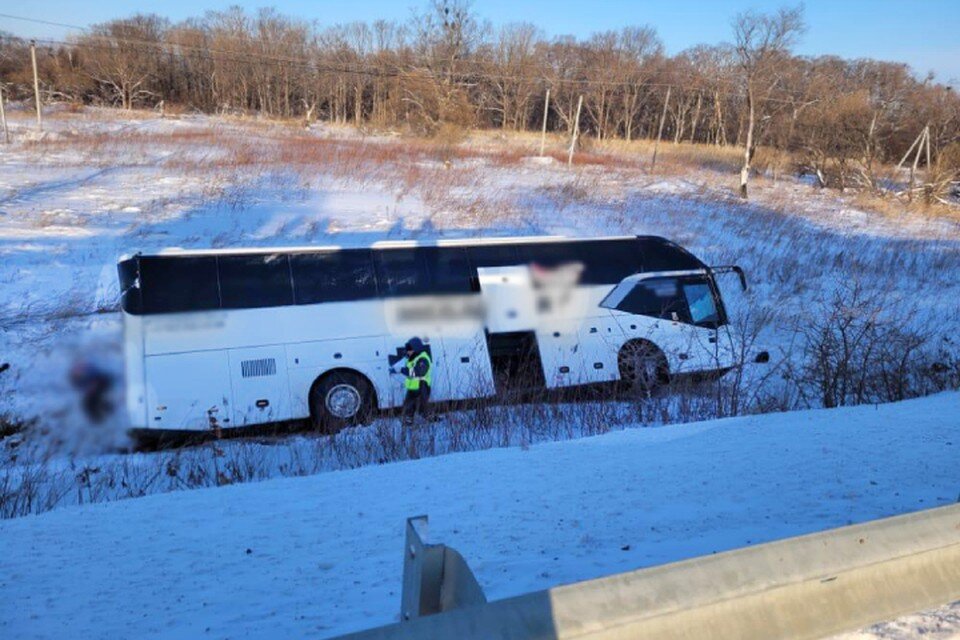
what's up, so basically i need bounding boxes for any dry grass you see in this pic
[850,190,960,223]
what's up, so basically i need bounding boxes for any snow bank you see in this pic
[2,392,958,639]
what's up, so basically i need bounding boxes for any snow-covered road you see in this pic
[2,392,958,639]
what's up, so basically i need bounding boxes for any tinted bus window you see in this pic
[616,277,689,321]
[516,240,641,285]
[139,256,220,314]
[640,237,704,271]
[574,239,642,283]
[375,249,430,296]
[423,247,473,294]
[291,250,377,304]
[467,244,520,270]
[218,254,294,309]
[522,243,579,269]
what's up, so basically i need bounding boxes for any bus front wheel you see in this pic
[618,340,669,394]
[310,370,374,433]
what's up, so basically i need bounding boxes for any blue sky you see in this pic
[2,0,957,84]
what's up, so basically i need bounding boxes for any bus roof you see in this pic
[120,235,641,261]
[118,235,710,315]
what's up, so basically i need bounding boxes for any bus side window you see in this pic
[375,248,429,296]
[467,245,521,270]
[291,250,377,304]
[682,281,720,326]
[571,239,643,284]
[523,243,578,269]
[139,256,220,314]
[218,254,294,309]
[639,237,704,271]
[466,245,521,291]
[616,278,688,322]
[423,247,473,294]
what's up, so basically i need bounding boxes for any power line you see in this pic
[4,34,791,107]
[0,15,929,109]
[0,13,88,33]
[0,12,756,96]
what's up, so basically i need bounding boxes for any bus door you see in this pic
[475,266,537,334]
[476,264,593,389]
[432,333,496,402]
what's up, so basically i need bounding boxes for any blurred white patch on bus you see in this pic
[143,313,227,334]
[384,296,485,337]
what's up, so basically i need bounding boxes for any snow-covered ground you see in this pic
[1,108,958,638]
[2,392,958,639]
[1,106,957,446]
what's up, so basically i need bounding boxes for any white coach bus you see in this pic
[118,235,749,435]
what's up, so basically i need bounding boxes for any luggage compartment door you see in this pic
[144,351,232,431]
[228,345,292,427]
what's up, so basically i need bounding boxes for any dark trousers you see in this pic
[401,384,431,424]
[82,381,113,424]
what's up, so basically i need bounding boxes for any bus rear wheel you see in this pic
[310,371,374,433]
[618,340,669,395]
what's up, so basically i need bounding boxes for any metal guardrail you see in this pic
[337,504,960,640]
[400,515,486,621]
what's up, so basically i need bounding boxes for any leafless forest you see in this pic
[1,2,958,200]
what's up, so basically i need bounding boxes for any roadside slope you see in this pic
[1,392,958,639]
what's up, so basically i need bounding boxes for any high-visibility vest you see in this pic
[404,351,433,391]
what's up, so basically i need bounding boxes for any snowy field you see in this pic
[0,105,958,511]
[0,106,958,638]
[1,392,958,639]
[1,106,956,433]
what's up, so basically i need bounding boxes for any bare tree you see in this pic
[732,6,805,198]
[482,23,542,130]
[543,36,585,136]
[79,15,168,110]
[3,0,957,190]
[405,0,482,132]
[616,27,662,141]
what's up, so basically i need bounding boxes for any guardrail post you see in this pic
[400,515,486,622]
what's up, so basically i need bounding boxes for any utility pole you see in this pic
[651,86,671,170]
[30,40,42,131]
[539,88,550,157]
[0,84,9,144]
[897,125,931,202]
[921,125,932,204]
[567,94,583,167]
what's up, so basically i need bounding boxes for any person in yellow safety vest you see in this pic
[399,337,433,426]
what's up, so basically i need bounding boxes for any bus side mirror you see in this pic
[709,265,748,292]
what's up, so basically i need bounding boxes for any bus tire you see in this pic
[618,340,669,394]
[310,370,375,433]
